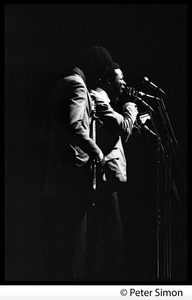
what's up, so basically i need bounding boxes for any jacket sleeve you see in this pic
[50,77,102,159]
[92,91,138,143]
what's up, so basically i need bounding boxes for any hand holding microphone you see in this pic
[124,86,155,112]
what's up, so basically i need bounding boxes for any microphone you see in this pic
[134,96,154,112]
[143,77,166,96]
[143,125,156,136]
[137,91,161,101]
[124,86,154,112]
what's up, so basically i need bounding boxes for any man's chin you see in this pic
[119,90,124,96]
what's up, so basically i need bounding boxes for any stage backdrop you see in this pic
[5,4,187,282]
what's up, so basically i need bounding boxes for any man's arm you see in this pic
[91,89,138,142]
[51,76,103,160]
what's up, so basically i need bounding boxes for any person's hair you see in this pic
[78,46,113,87]
[98,62,124,110]
[98,62,121,87]
[107,62,121,79]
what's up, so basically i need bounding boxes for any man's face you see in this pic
[111,68,127,96]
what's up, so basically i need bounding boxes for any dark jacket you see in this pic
[42,68,101,195]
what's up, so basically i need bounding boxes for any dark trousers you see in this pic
[41,182,89,281]
[85,181,123,281]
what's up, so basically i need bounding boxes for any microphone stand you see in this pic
[148,111,166,280]
[90,100,97,206]
[149,96,185,280]
[90,96,103,206]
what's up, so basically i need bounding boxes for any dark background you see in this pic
[5,4,188,283]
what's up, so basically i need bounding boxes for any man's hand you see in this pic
[93,151,106,180]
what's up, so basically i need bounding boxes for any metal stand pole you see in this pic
[149,93,184,280]
[149,111,165,279]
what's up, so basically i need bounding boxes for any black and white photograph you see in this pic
[4,4,188,284]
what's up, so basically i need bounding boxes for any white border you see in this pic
[0,285,192,297]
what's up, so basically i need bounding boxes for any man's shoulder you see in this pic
[63,70,86,87]
[56,72,86,91]
[92,88,110,105]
